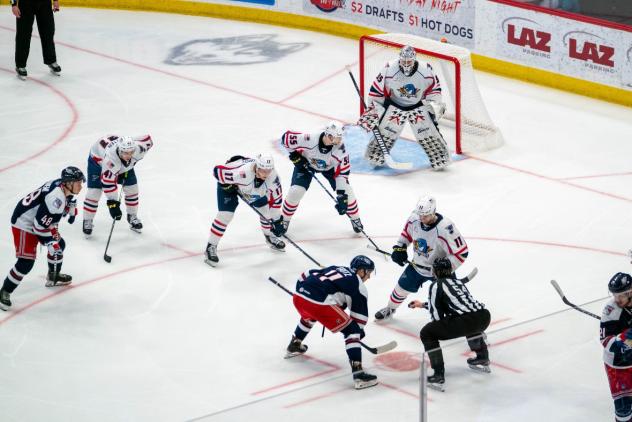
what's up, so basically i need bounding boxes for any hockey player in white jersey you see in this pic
[359,45,450,170]
[205,154,285,267]
[0,167,85,311]
[278,121,363,235]
[82,134,153,235]
[374,196,469,320]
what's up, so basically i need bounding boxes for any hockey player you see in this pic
[205,154,285,267]
[359,45,450,170]
[82,134,154,236]
[374,195,468,320]
[409,258,490,391]
[279,121,363,235]
[285,255,378,390]
[0,166,85,311]
[601,272,632,422]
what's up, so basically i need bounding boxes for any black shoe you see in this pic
[265,235,285,251]
[351,361,378,390]
[83,219,93,236]
[467,355,491,373]
[0,289,11,311]
[285,336,308,358]
[46,272,72,287]
[48,62,61,75]
[204,243,218,267]
[16,67,27,80]
[127,214,143,233]
[427,371,445,391]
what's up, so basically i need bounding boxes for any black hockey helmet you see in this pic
[608,272,632,294]
[60,166,86,183]
[432,258,452,278]
[350,255,375,273]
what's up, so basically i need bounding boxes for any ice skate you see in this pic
[82,219,93,236]
[46,272,72,287]
[427,371,445,392]
[127,214,143,233]
[350,218,363,234]
[467,356,491,374]
[0,289,11,311]
[351,361,378,390]
[16,67,27,81]
[374,306,396,321]
[265,235,285,252]
[284,336,308,359]
[204,243,218,267]
[48,62,61,75]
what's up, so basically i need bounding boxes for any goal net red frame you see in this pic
[358,34,503,155]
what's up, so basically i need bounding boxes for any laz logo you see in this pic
[568,38,614,67]
[507,24,551,52]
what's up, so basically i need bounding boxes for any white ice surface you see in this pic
[1,7,631,422]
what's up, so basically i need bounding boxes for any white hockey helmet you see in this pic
[255,153,274,171]
[399,45,417,76]
[414,195,436,216]
[117,136,135,154]
[324,120,344,139]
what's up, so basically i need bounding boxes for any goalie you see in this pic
[359,45,450,170]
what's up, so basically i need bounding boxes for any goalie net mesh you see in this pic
[359,34,503,154]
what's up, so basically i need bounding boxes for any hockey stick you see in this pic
[346,66,413,170]
[367,244,478,283]
[268,276,398,355]
[308,170,384,256]
[550,280,601,320]
[103,186,125,263]
[238,194,323,268]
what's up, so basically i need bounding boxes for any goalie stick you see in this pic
[267,276,398,355]
[550,280,601,320]
[366,244,479,283]
[346,66,413,170]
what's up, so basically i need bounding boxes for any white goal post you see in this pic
[359,34,503,155]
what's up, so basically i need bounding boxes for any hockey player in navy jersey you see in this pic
[278,121,363,236]
[82,134,153,236]
[205,154,284,266]
[359,45,450,170]
[285,255,378,390]
[601,272,632,422]
[0,166,85,311]
[375,195,468,321]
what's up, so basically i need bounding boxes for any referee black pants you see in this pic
[15,0,57,68]
[419,308,491,373]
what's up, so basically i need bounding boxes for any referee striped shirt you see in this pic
[427,276,485,321]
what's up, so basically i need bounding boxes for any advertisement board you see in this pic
[303,0,477,49]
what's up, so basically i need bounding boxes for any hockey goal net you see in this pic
[359,34,503,154]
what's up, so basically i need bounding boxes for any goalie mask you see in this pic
[399,45,417,77]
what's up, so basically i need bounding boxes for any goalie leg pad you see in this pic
[364,105,408,166]
[408,107,450,170]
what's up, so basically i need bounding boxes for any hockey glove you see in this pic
[335,191,348,215]
[107,199,122,220]
[289,151,308,169]
[64,198,77,224]
[391,245,408,266]
[50,226,61,241]
[219,183,236,193]
[251,196,269,208]
[46,240,62,258]
[271,218,286,237]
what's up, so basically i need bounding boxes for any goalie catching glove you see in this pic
[391,245,408,266]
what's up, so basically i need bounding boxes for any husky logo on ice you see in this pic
[397,84,419,98]
[165,35,309,66]
[413,238,432,257]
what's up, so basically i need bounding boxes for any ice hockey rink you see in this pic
[1,6,632,421]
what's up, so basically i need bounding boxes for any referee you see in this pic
[409,258,491,389]
[10,0,61,80]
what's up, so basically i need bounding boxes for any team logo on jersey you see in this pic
[310,158,328,170]
[397,84,419,98]
[446,224,454,234]
[604,305,614,316]
[53,198,63,210]
[413,238,432,257]
[165,35,309,66]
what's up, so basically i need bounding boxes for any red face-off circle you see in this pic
[374,351,423,372]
